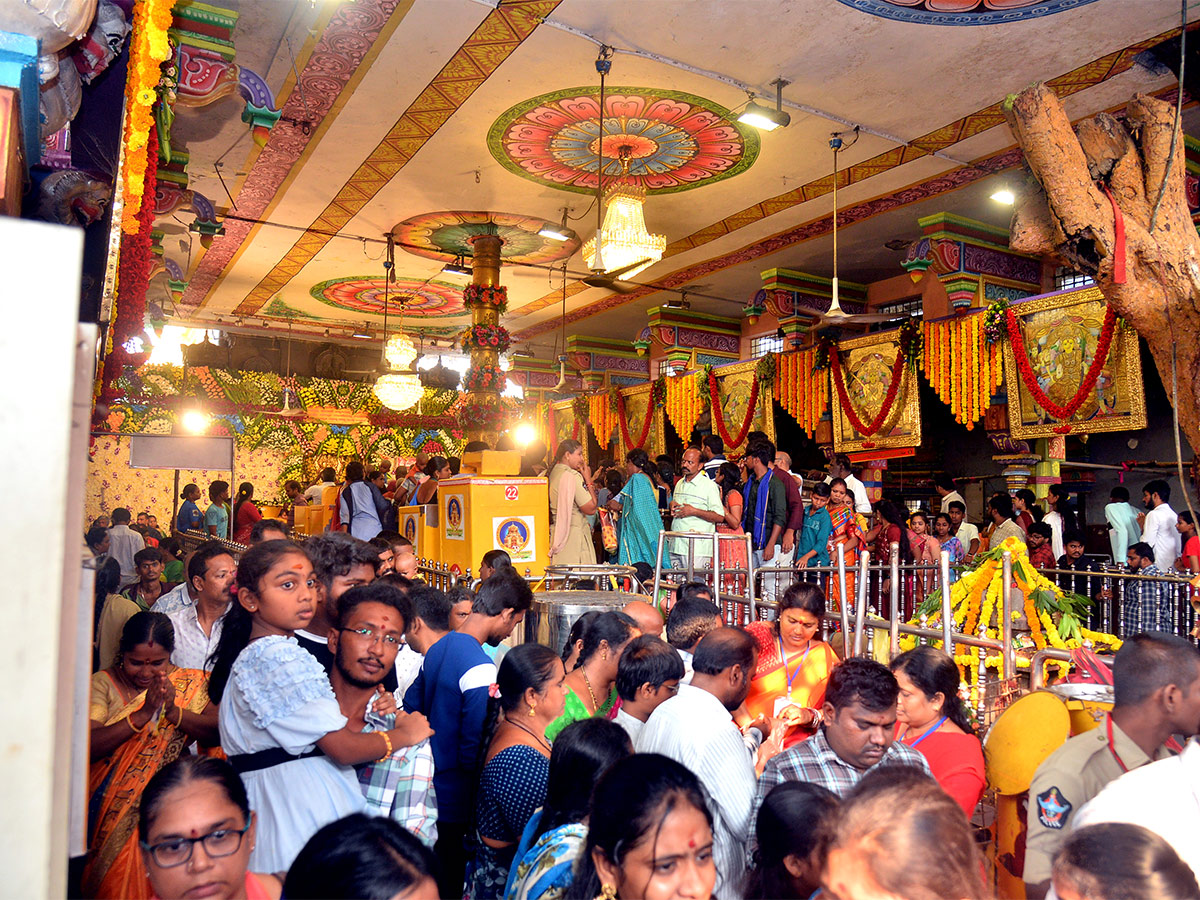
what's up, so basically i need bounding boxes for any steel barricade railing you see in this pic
[651,530,756,623]
[416,559,472,592]
[1028,647,1114,690]
[542,565,642,593]
[177,529,248,558]
[1032,564,1196,639]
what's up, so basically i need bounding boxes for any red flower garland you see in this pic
[617,389,654,449]
[707,372,760,448]
[830,349,906,437]
[1004,305,1118,425]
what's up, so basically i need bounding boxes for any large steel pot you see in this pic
[523,590,650,651]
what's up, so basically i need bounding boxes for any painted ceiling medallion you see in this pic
[392,210,580,264]
[488,87,759,195]
[310,276,468,318]
[832,0,1099,25]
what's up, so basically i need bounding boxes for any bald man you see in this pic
[624,599,665,639]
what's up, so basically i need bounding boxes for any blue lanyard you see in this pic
[906,715,948,748]
[778,633,812,694]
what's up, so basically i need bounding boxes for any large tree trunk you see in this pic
[1003,84,1200,454]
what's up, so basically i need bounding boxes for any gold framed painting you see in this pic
[550,399,588,463]
[831,331,921,453]
[710,360,776,456]
[615,383,666,459]
[1001,286,1147,439]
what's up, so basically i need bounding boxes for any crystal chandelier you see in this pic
[582,180,666,280]
[373,371,424,411]
[372,235,423,411]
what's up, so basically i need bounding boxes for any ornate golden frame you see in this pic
[1001,286,1147,439]
[710,359,776,455]
[615,382,666,459]
[831,331,922,453]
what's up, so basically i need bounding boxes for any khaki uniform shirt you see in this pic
[1023,719,1170,883]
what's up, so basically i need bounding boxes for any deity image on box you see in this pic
[1002,287,1147,438]
[493,516,536,562]
[831,333,921,452]
[402,513,419,553]
[445,495,465,541]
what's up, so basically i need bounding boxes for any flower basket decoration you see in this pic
[463,285,509,315]
[812,338,832,372]
[461,323,511,353]
[457,396,512,432]
[572,394,589,422]
[755,353,777,385]
[463,363,506,393]
[897,320,923,371]
[982,299,1009,345]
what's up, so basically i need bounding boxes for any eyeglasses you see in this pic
[140,826,249,868]
[339,626,405,648]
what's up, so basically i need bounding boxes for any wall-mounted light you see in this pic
[538,208,575,242]
[990,188,1015,205]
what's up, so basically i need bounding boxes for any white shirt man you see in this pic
[940,490,965,513]
[637,629,766,899]
[107,516,145,586]
[669,449,725,570]
[1072,739,1200,886]
[1141,483,1181,571]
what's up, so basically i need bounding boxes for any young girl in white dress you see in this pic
[207,540,431,871]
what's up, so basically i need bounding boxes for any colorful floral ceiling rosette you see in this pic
[392,211,580,265]
[487,87,759,195]
[832,0,1099,26]
[310,276,468,321]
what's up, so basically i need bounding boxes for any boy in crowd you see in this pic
[1027,522,1057,569]
[614,635,685,744]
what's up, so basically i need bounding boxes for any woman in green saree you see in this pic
[607,449,668,573]
[544,612,636,742]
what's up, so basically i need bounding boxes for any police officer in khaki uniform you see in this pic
[1023,632,1200,898]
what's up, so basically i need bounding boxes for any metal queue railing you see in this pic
[651,530,757,623]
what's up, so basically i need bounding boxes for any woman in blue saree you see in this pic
[606,448,668,572]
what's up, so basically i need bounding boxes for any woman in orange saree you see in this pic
[84,613,218,900]
[737,584,838,748]
[825,478,864,616]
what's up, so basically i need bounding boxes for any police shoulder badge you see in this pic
[1036,786,1072,829]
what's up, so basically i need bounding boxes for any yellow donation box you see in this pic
[438,476,549,578]
[394,503,442,563]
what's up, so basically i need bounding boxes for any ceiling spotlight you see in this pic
[441,255,472,278]
[538,208,575,242]
[990,188,1015,205]
[738,78,791,132]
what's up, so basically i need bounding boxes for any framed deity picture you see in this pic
[1001,286,1147,439]
[707,360,775,456]
[830,331,921,453]
[615,382,666,459]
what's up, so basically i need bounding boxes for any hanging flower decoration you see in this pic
[462,285,509,315]
[572,394,589,423]
[120,0,177,235]
[774,348,829,438]
[982,299,1010,345]
[897,320,923,372]
[589,393,617,447]
[664,371,705,441]
[463,363,506,393]
[755,353,777,385]
[922,314,1000,430]
[830,345,906,438]
[616,388,655,450]
[461,323,511,353]
[812,338,832,372]
[708,371,760,449]
[1005,305,1118,431]
[456,396,513,431]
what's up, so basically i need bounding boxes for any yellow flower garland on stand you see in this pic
[121,0,177,235]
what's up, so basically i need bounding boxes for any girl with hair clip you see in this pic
[545,611,636,741]
[549,439,599,567]
[566,753,717,900]
[468,644,567,899]
[207,540,433,872]
[232,481,262,545]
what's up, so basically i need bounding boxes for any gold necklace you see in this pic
[581,669,600,713]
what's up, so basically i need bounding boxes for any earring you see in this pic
[602,652,608,661]
[593,885,617,900]
[528,702,537,717]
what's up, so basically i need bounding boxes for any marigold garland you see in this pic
[589,393,616,447]
[830,348,905,438]
[1005,305,1118,428]
[707,372,760,449]
[773,349,829,437]
[922,314,998,430]
[121,0,177,234]
[664,371,704,441]
[616,389,655,450]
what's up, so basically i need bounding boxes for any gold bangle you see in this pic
[378,731,393,760]
[128,715,147,734]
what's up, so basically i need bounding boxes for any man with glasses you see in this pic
[328,581,437,845]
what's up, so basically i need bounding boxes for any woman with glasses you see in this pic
[84,612,219,899]
[139,756,280,900]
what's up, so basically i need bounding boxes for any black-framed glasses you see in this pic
[140,826,249,868]
[339,626,405,648]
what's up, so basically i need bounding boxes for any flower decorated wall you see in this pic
[86,437,286,526]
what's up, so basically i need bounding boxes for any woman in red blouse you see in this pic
[889,646,985,816]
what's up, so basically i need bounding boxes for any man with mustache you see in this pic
[328,581,436,846]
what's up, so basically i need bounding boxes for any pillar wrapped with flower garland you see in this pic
[458,234,511,442]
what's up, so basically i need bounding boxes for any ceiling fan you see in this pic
[582,258,651,293]
[805,130,907,334]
